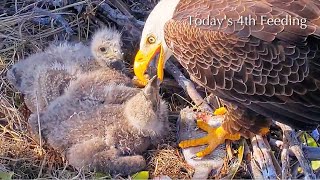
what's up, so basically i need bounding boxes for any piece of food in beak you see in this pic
[134,44,164,86]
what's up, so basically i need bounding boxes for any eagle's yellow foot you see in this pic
[179,120,241,157]
[213,107,228,116]
[259,127,270,136]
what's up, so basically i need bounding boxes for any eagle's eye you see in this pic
[99,47,106,53]
[147,35,156,44]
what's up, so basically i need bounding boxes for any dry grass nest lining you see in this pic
[0,0,194,179]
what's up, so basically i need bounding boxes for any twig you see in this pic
[244,140,264,179]
[275,122,316,179]
[50,1,87,13]
[108,0,133,18]
[263,137,281,175]
[33,7,73,35]
[98,2,143,28]
[165,59,213,112]
[280,134,291,179]
[251,135,277,179]
[45,0,77,8]
[35,90,42,151]
[108,0,145,27]
[99,2,129,25]
[97,1,143,44]
[292,161,300,179]
[270,138,320,161]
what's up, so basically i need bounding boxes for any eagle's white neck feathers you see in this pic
[140,0,180,61]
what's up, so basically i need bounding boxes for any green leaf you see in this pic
[311,161,320,172]
[307,135,318,147]
[301,132,320,171]
[0,171,14,180]
[131,171,149,180]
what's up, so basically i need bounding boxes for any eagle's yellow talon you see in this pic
[179,120,241,157]
[259,127,270,135]
[179,135,209,148]
[213,107,228,116]
[196,119,211,131]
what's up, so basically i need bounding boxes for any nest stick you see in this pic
[108,0,133,19]
[165,59,213,112]
[275,122,316,179]
[99,2,143,28]
[280,136,291,179]
[244,140,264,179]
[33,7,73,35]
[270,138,320,161]
[251,135,277,179]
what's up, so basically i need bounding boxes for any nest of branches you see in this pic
[2,0,320,179]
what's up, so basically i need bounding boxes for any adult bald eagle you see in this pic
[134,0,320,157]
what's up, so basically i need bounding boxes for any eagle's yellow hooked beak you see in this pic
[134,44,165,86]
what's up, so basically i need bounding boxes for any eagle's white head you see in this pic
[134,0,180,86]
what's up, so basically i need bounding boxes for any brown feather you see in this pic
[163,0,320,133]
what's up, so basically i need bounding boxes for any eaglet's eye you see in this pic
[99,47,106,52]
[147,35,156,44]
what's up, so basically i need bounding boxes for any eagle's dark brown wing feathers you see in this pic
[165,21,320,103]
[248,103,317,129]
[164,0,320,132]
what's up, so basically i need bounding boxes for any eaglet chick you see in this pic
[7,28,130,112]
[90,27,126,71]
[28,76,169,176]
